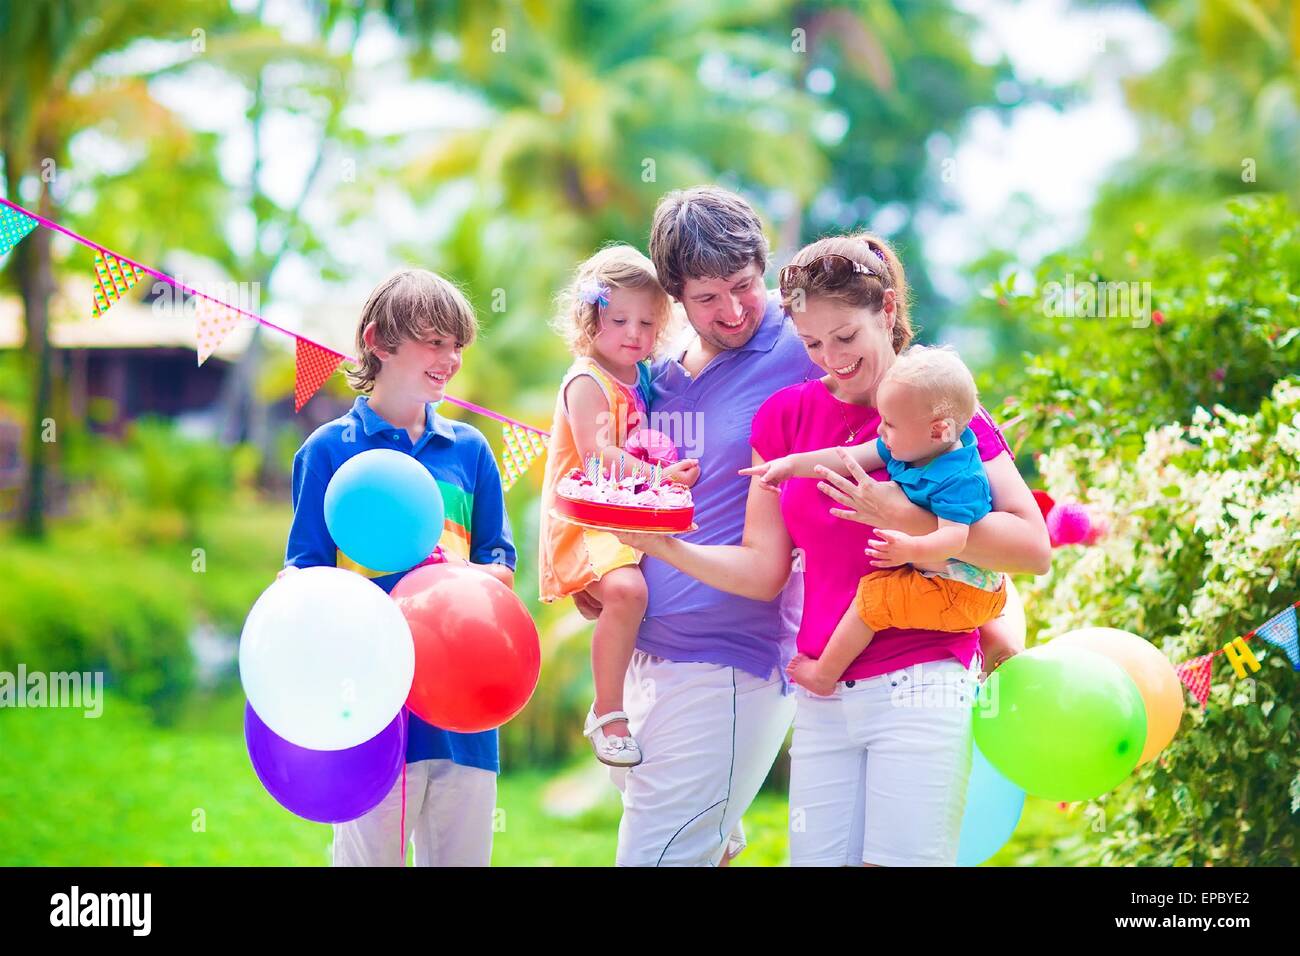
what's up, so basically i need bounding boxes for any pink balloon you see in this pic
[1047,502,1092,547]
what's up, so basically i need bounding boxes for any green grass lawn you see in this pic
[0,687,1095,866]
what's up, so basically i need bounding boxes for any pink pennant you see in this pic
[1175,653,1216,710]
[194,296,244,366]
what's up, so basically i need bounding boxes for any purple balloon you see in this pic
[245,702,405,824]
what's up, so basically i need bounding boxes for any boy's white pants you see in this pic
[610,650,796,866]
[332,758,496,867]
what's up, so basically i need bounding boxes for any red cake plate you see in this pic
[549,504,697,536]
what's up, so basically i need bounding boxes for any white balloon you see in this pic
[239,567,414,750]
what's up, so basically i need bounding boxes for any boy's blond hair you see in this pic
[552,244,675,358]
[348,269,479,392]
[881,344,978,438]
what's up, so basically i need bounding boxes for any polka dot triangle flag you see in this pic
[91,251,148,318]
[500,421,548,491]
[193,296,245,366]
[294,336,344,412]
[1253,601,1300,671]
[1175,653,1215,710]
[0,204,39,257]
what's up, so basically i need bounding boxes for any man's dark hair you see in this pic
[648,186,768,299]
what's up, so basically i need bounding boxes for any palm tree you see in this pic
[1084,0,1300,251]
[1,2,360,532]
[0,0,236,536]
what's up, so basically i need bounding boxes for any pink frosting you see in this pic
[558,467,692,510]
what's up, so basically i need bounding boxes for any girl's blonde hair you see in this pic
[882,343,978,438]
[552,244,675,358]
[780,231,913,354]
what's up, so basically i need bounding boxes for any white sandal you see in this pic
[583,707,643,768]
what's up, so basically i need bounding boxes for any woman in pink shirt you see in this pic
[616,232,1050,866]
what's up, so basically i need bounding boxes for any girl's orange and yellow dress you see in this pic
[538,358,649,603]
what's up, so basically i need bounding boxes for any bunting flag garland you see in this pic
[0,204,38,257]
[500,421,548,491]
[91,251,148,318]
[1252,601,1300,670]
[1175,653,1216,710]
[1222,635,1262,680]
[194,295,245,366]
[294,336,344,412]
[0,196,549,459]
[1165,599,1300,709]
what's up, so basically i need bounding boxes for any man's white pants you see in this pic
[332,758,497,867]
[610,650,796,866]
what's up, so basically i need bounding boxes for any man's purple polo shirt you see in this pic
[637,293,820,680]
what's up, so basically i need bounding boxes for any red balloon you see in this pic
[390,564,541,732]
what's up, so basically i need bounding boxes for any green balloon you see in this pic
[973,645,1146,802]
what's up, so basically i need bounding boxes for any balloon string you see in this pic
[399,760,407,867]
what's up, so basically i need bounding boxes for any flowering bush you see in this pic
[986,195,1299,456]
[1026,378,1300,864]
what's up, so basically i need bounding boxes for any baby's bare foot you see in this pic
[787,654,837,697]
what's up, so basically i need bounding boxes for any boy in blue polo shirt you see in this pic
[284,268,517,866]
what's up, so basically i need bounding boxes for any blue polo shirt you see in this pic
[638,292,820,680]
[878,426,992,525]
[285,395,517,772]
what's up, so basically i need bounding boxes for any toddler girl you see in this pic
[538,246,699,763]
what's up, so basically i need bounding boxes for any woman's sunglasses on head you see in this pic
[778,254,880,294]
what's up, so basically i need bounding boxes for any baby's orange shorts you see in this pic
[857,566,1006,634]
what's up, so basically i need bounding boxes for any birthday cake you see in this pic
[555,467,694,533]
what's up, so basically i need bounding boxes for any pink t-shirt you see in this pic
[750,378,1011,681]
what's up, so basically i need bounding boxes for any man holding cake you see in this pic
[571,186,819,866]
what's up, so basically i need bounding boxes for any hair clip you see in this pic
[865,241,887,264]
[579,280,611,310]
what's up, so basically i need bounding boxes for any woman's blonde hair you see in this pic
[348,268,478,392]
[552,244,675,358]
[779,231,913,354]
[882,343,978,438]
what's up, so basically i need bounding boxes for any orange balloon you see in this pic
[391,564,541,733]
[1046,627,1183,764]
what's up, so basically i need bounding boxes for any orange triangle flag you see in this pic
[294,337,343,412]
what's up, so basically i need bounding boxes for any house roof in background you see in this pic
[0,277,255,359]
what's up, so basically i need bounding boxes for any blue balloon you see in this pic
[957,740,1027,866]
[324,449,445,573]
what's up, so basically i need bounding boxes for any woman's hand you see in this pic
[815,448,913,529]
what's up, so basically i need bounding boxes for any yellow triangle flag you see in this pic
[500,422,547,491]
